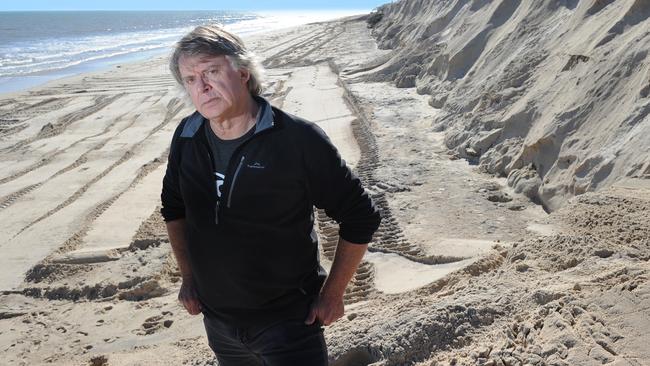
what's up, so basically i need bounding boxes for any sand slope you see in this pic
[366,0,650,211]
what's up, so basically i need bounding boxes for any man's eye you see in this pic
[207,68,219,75]
[184,78,195,85]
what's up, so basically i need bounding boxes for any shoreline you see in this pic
[0,47,171,96]
[0,10,371,96]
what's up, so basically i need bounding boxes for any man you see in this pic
[161,25,380,365]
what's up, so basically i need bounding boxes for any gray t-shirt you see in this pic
[205,121,255,200]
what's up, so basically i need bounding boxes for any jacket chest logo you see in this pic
[246,162,266,169]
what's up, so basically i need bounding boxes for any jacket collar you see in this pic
[253,95,274,134]
[180,95,275,138]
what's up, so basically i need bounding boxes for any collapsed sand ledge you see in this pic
[365,0,650,211]
[0,14,648,366]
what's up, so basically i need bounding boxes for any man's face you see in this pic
[178,54,250,121]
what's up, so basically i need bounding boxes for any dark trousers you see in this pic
[203,315,328,366]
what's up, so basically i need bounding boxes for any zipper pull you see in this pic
[214,199,220,225]
[227,156,246,209]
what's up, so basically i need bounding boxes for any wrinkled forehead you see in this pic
[178,54,230,72]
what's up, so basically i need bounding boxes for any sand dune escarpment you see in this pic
[365,0,650,211]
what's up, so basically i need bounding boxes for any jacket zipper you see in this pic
[227,156,245,208]
[215,199,220,225]
[210,111,273,219]
[206,151,220,225]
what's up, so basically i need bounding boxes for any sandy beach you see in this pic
[1,3,649,365]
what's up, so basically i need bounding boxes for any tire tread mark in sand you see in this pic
[53,82,177,94]
[0,97,66,118]
[337,69,424,257]
[15,97,63,112]
[309,57,449,304]
[263,26,345,68]
[12,149,136,239]
[48,148,170,258]
[21,151,170,290]
[316,209,376,305]
[0,98,71,139]
[0,93,168,192]
[11,97,183,237]
[6,94,124,153]
[0,108,139,186]
[335,61,470,266]
[260,29,319,54]
[0,122,28,138]
[0,94,133,185]
[35,73,176,95]
[0,111,143,210]
[0,183,42,210]
[262,28,332,66]
[0,98,17,108]
[0,110,144,214]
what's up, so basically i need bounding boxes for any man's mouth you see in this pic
[202,98,219,106]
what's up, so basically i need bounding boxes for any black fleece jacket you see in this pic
[160,97,380,325]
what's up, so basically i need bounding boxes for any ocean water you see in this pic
[0,10,366,94]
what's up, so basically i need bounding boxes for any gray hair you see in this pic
[170,25,264,96]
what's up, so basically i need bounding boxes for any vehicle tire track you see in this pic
[316,209,376,305]
[0,97,69,118]
[260,29,321,54]
[0,122,28,138]
[265,38,470,302]
[336,61,469,267]
[263,41,451,301]
[6,94,124,153]
[338,74,426,258]
[0,183,41,210]
[0,112,138,210]
[311,62,469,303]
[0,98,72,139]
[0,94,171,206]
[263,26,345,68]
[48,149,169,258]
[11,97,183,237]
[0,108,137,186]
[0,98,17,108]
[262,28,333,66]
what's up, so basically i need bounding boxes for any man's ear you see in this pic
[239,68,251,84]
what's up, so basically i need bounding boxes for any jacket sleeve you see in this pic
[302,123,381,244]
[160,120,187,222]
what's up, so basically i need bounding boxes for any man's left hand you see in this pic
[305,293,344,326]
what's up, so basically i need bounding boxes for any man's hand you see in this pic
[304,239,367,326]
[179,279,202,315]
[305,293,344,326]
[166,219,201,315]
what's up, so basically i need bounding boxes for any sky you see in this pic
[0,0,389,11]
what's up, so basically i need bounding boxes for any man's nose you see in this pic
[198,75,212,92]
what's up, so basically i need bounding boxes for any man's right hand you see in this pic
[179,279,202,315]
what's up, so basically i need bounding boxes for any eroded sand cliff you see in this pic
[365,0,650,211]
